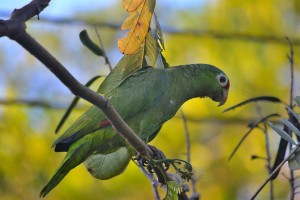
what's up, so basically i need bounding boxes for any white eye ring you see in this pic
[217,74,228,87]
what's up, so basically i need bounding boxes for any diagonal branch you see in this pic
[0,0,152,158]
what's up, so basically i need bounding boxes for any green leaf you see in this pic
[160,54,170,68]
[164,181,180,200]
[223,96,284,113]
[97,46,145,94]
[288,147,300,170]
[144,32,158,67]
[150,12,165,51]
[97,34,158,95]
[84,148,131,180]
[286,106,300,123]
[183,162,193,172]
[79,30,104,56]
[268,122,296,146]
[294,96,300,107]
[280,118,300,137]
[288,156,300,170]
[149,13,167,69]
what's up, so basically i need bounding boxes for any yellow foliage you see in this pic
[118,0,155,54]
[122,0,144,12]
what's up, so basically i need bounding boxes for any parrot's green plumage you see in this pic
[40,64,230,197]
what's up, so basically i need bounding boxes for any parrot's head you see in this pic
[209,72,230,106]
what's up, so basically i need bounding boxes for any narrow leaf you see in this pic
[288,156,300,170]
[150,12,165,51]
[294,96,300,107]
[288,147,300,170]
[268,122,296,146]
[280,118,300,137]
[286,106,300,123]
[79,30,104,56]
[149,12,166,68]
[164,181,179,200]
[144,32,158,67]
[97,46,145,94]
[223,96,284,113]
[161,54,170,68]
[228,113,279,161]
[55,76,102,133]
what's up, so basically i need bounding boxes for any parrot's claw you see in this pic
[136,145,170,173]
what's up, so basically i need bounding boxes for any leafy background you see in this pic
[1,0,300,199]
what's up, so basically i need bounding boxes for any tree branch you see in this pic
[1,11,299,46]
[287,37,295,200]
[0,0,152,157]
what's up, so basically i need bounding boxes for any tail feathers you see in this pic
[40,145,84,197]
[40,171,68,197]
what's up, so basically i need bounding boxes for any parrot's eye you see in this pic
[217,74,229,88]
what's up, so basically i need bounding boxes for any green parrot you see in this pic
[40,64,230,197]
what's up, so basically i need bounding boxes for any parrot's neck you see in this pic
[167,64,212,103]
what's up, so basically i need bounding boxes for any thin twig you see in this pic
[287,37,295,200]
[0,98,68,109]
[228,113,279,161]
[1,12,300,46]
[287,37,294,108]
[93,24,113,71]
[180,110,191,164]
[0,98,266,125]
[180,109,198,196]
[255,104,274,200]
[137,160,164,200]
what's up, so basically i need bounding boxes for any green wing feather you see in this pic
[40,135,93,197]
[53,67,169,150]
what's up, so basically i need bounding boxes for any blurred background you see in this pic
[1,0,300,199]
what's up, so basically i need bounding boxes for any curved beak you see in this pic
[218,89,228,107]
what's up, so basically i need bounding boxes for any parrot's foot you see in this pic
[136,145,170,173]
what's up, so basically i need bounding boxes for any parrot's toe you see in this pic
[136,145,170,173]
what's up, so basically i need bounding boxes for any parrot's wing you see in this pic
[52,106,106,151]
[105,67,169,120]
[53,67,169,151]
